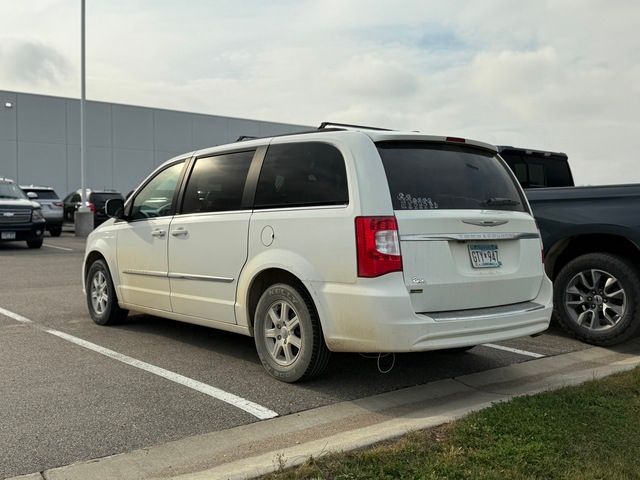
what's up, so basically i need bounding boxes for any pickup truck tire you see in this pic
[554,253,640,346]
[49,227,62,237]
[26,239,43,249]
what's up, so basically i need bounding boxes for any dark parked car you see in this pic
[63,189,125,227]
[499,146,640,346]
[0,177,46,248]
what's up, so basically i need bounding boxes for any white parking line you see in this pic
[0,306,33,324]
[42,244,74,251]
[0,307,278,420]
[482,343,545,358]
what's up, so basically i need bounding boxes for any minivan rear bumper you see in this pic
[312,273,552,353]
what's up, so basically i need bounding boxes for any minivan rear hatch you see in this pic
[377,141,543,313]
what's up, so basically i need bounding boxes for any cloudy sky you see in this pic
[1,0,639,185]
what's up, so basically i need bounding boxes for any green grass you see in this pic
[264,367,640,480]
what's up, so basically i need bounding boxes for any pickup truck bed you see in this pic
[526,183,640,274]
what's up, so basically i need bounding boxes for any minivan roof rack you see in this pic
[318,121,393,131]
[233,127,346,143]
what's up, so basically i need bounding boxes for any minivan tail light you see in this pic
[355,216,402,277]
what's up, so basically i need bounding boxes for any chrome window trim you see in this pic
[400,232,540,242]
[251,204,349,213]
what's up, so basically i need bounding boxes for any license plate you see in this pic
[1,231,16,240]
[468,243,500,268]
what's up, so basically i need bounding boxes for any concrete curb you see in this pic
[10,342,640,480]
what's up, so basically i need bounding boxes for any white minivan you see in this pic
[84,124,552,382]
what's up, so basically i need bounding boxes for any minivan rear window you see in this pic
[377,142,526,212]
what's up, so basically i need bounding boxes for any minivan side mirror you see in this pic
[105,198,125,219]
[26,191,38,199]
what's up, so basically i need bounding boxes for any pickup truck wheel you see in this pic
[86,259,128,325]
[254,283,330,383]
[554,253,640,346]
[49,227,62,237]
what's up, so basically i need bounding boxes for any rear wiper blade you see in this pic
[483,197,520,206]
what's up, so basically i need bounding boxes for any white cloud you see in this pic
[0,0,639,184]
[0,40,71,85]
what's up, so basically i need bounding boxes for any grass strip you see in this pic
[264,367,640,479]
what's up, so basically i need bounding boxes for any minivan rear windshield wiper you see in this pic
[482,197,521,206]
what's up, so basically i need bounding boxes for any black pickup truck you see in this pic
[0,177,45,249]
[499,146,640,346]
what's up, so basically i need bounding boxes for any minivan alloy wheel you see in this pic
[253,282,330,382]
[264,300,303,366]
[564,268,626,331]
[85,259,128,325]
[90,270,109,315]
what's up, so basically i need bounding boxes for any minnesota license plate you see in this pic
[1,231,16,240]
[468,243,500,268]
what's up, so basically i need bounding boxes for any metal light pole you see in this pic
[75,0,93,236]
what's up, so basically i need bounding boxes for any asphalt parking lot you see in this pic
[0,233,590,479]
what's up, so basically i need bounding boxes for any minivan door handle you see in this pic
[170,228,188,237]
[151,229,166,238]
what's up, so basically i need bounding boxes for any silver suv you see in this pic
[20,185,64,237]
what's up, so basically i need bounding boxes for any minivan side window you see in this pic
[130,161,184,221]
[254,142,348,209]
[181,151,254,214]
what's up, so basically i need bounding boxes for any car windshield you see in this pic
[0,182,27,200]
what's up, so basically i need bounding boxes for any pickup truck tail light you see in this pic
[355,216,403,277]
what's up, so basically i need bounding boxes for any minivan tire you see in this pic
[254,283,330,382]
[554,253,640,346]
[27,239,43,249]
[86,259,128,326]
